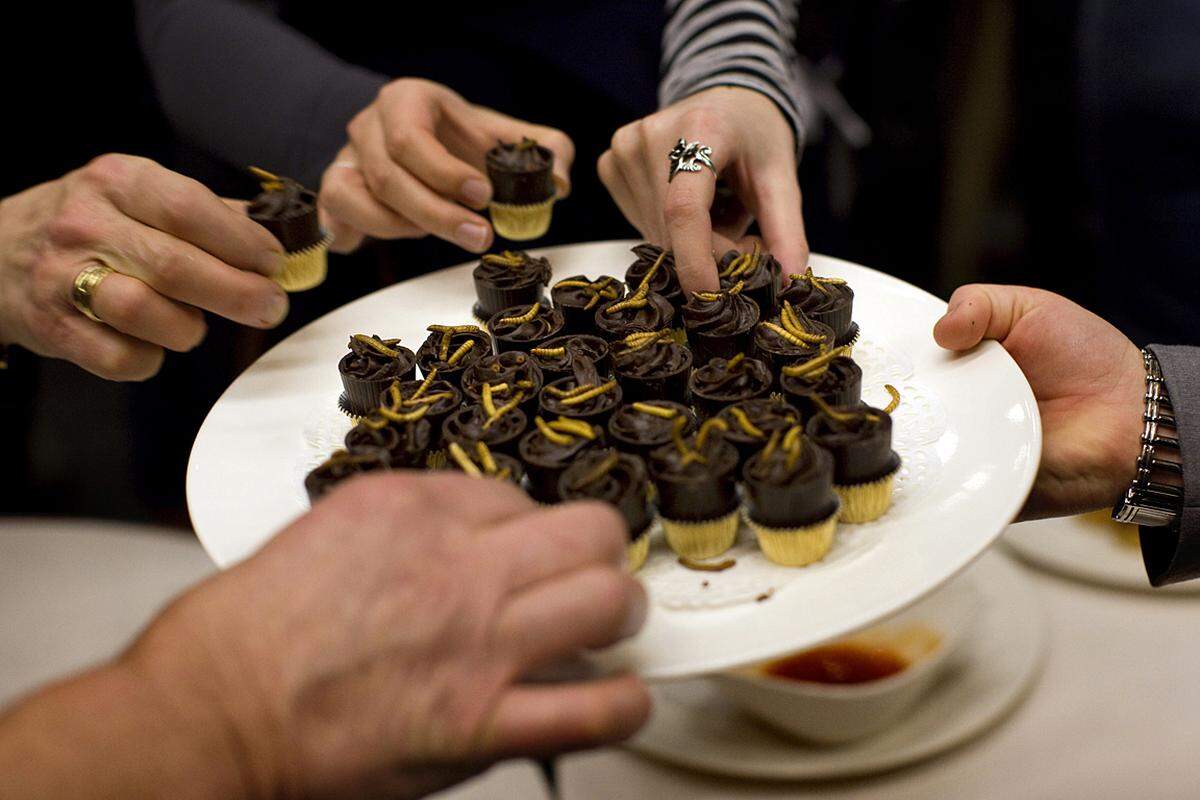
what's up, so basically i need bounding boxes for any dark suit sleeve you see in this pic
[135,0,387,188]
[1139,344,1200,585]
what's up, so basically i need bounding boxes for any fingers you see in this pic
[56,310,165,382]
[350,108,494,252]
[488,501,628,592]
[319,157,423,247]
[87,270,206,352]
[597,150,650,240]
[465,104,575,197]
[933,284,1029,351]
[482,674,651,758]
[664,124,734,296]
[106,219,289,329]
[752,169,809,276]
[81,154,284,278]
[385,127,493,211]
[499,565,647,671]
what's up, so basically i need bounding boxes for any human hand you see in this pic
[934,284,1145,519]
[0,154,288,381]
[321,78,574,255]
[125,472,649,799]
[599,86,807,296]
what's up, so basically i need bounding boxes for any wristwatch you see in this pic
[1112,349,1184,527]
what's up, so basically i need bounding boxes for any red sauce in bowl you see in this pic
[764,643,909,685]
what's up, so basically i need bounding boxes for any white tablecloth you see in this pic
[558,552,1200,800]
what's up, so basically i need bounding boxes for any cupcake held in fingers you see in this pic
[485,139,557,240]
[338,334,417,418]
[560,449,655,572]
[805,386,903,523]
[472,250,552,322]
[247,167,331,292]
[649,417,741,560]
[519,416,604,504]
[743,426,841,566]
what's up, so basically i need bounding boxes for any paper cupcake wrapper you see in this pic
[337,393,364,422]
[489,197,555,241]
[661,509,740,560]
[746,506,839,566]
[273,232,333,292]
[835,468,897,523]
[425,448,447,470]
[627,531,650,572]
[672,327,689,346]
[835,322,861,355]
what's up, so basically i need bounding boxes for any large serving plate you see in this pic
[187,239,1040,679]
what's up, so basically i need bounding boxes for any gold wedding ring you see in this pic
[71,263,115,323]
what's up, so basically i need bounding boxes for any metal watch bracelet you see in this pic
[1113,349,1183,527]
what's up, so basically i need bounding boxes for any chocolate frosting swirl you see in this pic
[717,397,801,445]
[778,273,854,315]
[472,251,552,289]
[338,335,416,381]
[780,356,861,397]
[383,379,462,418]
[559,448,649,509]
[248,176,315,221]
[416,327,491,376]
[552,275,625,309]
[746,436,830,486]
[649,434,739,481]
[519,422,602,467]
[594,292,675,337]
[488,304,565,341]
[608,402,696,448]
[442,404,528,448]
[344,416,431,467]
[806,404,899,484]
[717,248,781,293]
[304,449,388,502]
[462,352,545,403]
[611,336,691,378]
[446,451,526,485]
[486,139,553,173]
[624,244,681,303]
[683,289,760,336]
[530,334,609,374]
[540,358,622,417]
[689,355,772,402]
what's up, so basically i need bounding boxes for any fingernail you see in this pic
[260,251,285,277]
[460,178,491,208]
[263,290,289,327]
[620,586,649,639]
[453,222,491,252]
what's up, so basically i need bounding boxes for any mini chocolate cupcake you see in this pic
[529,334,611,381]
[539,356,623,427]
[344,406,432,469]
[247,167,331,292]
[472,250,553,322]
[752,302,836,381]
[649,417,741,559]
[487,302,565,354]
[716,396,802,470]
[594,285,676,341]
[607,400,697,461]
[519,416,604,504]
[416,325,492,390]
[559,449,655,572]
[682,281,761,367]
[717,243,781,315]
[304,448,389,504]
[805,386,902,523]
[624,244,683,314]
[485,139,556,240]
[743,426,841,566]
[379,373,463,468]
[461,351,544,417]
[551,275,625,334]
[778,267,858,347]
[687,353,772,420]
[338,334,417,418]
[441,402,528,458]
[445,440,525,486]
[610,330,693,404]
[779,348,862,420]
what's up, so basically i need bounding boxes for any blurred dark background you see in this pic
[3,1,1191,526]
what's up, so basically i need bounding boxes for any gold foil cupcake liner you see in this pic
[425,448,448,470]
[489,197,555,241]
[745,506,839,566]
[662,509,740,560]
[273,232,333,292]
[835,468,897,524]
[627,531,650,572]
[672,327,689,346]
[336,393,364,422]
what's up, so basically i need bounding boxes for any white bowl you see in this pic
[713,573,979,744]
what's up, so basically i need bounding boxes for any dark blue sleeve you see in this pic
[1140,344,1200,585]
[135,0,387,188]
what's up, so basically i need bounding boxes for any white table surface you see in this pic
[558,548,1200,800]
[0,519,551,800]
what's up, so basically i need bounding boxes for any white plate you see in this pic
[1004,511,1200,594]
[626,550,1046,780]
[187,240,1040,679]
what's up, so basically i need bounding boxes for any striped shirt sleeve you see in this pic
[659,0,809,152]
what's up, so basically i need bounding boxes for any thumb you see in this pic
[752,168,810,276]
[933,284,1032,351]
